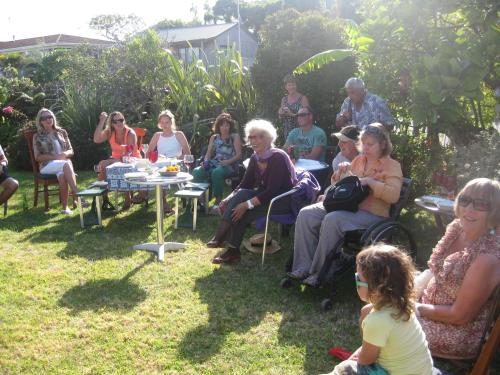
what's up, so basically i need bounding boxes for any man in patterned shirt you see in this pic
[335,77,394,131]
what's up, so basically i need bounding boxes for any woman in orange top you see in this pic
[94,111,143,210]
[288,123,403,287]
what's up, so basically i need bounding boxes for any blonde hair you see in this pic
[105,111,127,132]
[244,119,277,147]
[158,110,176,130]
[357,244,416,321]
[360,123,393,157]
[454,178,500,228]
[35,108,60,133]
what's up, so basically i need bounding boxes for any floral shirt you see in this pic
[33,128,73,169]
[420,220,500,359]
[337,92,394,129]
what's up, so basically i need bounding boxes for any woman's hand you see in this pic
[231,202,248,222]
[99,112,108,125]
[359,177,374,187]
[219,159,231,167]
[332,162,352,182]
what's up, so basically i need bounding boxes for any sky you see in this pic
[0,0,217,41]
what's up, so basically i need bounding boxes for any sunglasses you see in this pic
[355,273,369,288]
[112,118,125,124]
[297,112,311,117]
[40,115,53,121]
[457,195,491,212]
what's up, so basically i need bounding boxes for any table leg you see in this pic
[78,197,84,228]
[133,184,188,261]
[96,196,103,226]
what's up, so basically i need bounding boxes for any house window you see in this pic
[178,47,201,64]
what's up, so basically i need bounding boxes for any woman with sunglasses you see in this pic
[288,123,403,287]
[94,111,142,210]
[415,178,500,360]
[33,108,84,214]
[207,119,296,264]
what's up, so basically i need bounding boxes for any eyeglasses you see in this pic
[355,273,368,288]
[40,115,53,121]
[112,118,125,124]
[297,112,311,117]
[457,195,491,212]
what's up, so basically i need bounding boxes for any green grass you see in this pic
[0,170,478,374]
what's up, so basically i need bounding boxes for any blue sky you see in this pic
[0,0,217,41]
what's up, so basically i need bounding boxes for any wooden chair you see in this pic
[23,130,60,211]
[469,285,500,375]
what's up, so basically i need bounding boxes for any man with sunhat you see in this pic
[331,125,359,172]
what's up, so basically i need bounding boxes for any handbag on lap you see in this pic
[323,176,369,213]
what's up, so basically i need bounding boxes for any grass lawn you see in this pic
[0,170,487,374]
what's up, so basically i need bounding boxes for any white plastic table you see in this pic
[125,172,193,261]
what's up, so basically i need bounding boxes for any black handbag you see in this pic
[323,176,369,213]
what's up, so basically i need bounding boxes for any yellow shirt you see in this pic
[363,307,434,375]
[351,155,403,217]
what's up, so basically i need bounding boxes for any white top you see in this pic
[157,133,182,158]
[331,152,351,172]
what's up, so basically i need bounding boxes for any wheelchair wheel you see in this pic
[321,298,333,311]
[372,223,417,261]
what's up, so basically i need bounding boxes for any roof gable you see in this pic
[155,23,239,44]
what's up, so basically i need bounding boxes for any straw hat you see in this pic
[242,233,281,255]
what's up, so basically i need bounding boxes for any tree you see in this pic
[89,14,144,43]
[252,9,356,140]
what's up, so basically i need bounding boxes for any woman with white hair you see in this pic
[208,119,297,264]
[33,108,83,214]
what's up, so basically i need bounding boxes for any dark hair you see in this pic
[105,111,127,132]
[212,112,235,134]
[357,244,416,321]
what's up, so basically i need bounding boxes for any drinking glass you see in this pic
[148,150,158,163]
[183,154,194,173]
[142,143,149,158]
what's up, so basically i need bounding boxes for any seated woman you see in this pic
[33,108,83,214]
[148,110,190,159]
[416,178,500,360]
[192,113,242,211]
[289,123,403,287]
[94,111,144,210]
[0,144,19,206]
[207,119,297,264]
[147,110,191,214]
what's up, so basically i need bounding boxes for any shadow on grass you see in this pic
[59,256,154,314]
[177,252,361,374]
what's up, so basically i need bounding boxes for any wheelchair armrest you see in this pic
[268,187,300,208]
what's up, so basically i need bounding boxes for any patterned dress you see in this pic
[420,220,499,359]
[280,94,304,140]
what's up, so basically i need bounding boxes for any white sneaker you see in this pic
[60,207,72,214]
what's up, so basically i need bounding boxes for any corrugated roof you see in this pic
[0,34,114,51]
[156,23,237,44]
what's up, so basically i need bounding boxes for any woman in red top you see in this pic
[94,111,143,210]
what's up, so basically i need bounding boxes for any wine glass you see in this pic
[183,154,194,173]
[142,143,149,158]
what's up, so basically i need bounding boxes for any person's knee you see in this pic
[211,167,226,179]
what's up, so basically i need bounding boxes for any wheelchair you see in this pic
[280,178,417,311]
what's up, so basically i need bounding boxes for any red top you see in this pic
[109,128,141,159]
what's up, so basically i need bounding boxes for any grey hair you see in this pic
[244,119,277,146]
[345,77,366,91]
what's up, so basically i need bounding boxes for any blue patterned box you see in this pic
[106,162,149,191]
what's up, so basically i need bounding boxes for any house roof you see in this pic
[155,23,238,44]
[0,34,114,53]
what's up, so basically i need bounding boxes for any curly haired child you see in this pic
[324,244,436,375]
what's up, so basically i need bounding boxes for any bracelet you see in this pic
[246,199,254,210]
